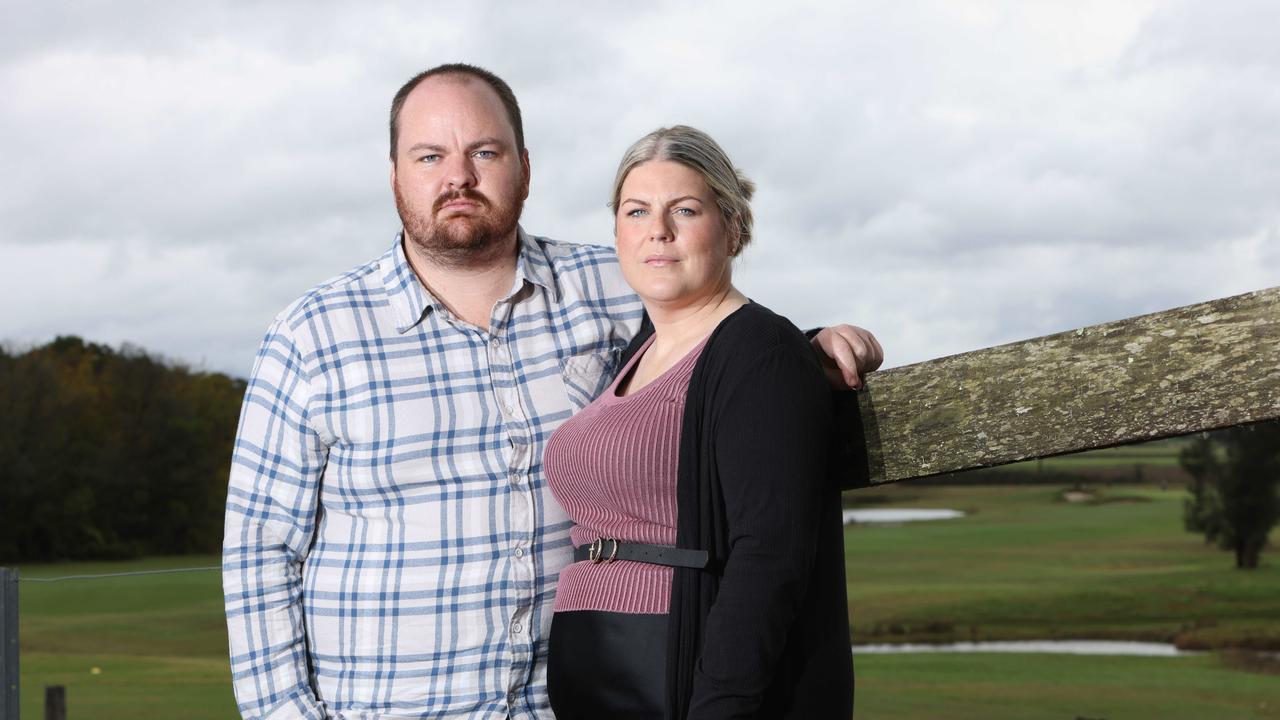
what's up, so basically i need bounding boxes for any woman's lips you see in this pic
[645,256,678,266]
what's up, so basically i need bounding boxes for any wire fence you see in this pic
[17,566,219,583]
[2,563,227,720]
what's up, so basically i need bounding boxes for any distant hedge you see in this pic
[902,461,1187,487]
[0,336,246,562]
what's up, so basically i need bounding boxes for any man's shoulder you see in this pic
[524,233,631,301]
[530,234,619,271]
[272,252,389,332]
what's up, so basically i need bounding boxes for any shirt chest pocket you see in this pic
[560,350,619,411]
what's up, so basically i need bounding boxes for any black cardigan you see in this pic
[618,303,854,719]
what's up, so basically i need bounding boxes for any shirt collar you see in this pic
[381,226,558,334]
[514,226,558,303]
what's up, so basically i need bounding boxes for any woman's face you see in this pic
[614,160,734,311]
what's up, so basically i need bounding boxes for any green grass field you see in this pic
[844,484,1280,649]
[11,471,1280,718]
[16,557,234,719]
[842,480,1280,718]
[854,653,1280,719]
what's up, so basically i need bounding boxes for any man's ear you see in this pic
[389,159,397,192]
[520,148,531,200]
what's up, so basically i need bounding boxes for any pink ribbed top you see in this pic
[545,334,707,614]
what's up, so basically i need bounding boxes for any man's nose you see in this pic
[444,154,478,190]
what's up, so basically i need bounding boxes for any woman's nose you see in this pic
[647,215,673,242]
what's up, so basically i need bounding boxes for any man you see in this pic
[223,63,881,720]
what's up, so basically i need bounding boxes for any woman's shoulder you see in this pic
[709,301,812,358]
[698,300,831,418]
[698,301,822,387]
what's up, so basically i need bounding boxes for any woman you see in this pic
[544,126,852,719]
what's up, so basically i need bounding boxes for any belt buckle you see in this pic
[589,537,619,565]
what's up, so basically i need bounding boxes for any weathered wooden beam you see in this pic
[835,286,1280,487]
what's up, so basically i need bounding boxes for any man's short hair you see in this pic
[389,63,525,161]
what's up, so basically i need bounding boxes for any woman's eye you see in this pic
[674,207,695,216]
[626,208,648,218]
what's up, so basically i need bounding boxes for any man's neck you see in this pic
[403,232,520,331]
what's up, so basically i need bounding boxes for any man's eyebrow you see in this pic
[406,143,446,155]
[405,138,506,155]
[466,137,505,152]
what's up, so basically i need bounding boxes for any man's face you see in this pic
[391,75,530,267]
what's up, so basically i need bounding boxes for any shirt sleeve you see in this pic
[687,344,833,719]
[222,320,329,720]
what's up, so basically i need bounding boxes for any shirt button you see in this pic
[512,621,522,634]
[514,547,525,558]
[491,336,502,348]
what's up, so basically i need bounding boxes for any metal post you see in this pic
[44,686,66,720]
[1,567,17,720]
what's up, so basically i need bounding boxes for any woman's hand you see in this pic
[811,324,884,390]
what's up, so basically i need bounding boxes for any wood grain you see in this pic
[833,286,1280,487]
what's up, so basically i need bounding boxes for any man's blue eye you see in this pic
[420,154,440,163]
[474,150,497,159]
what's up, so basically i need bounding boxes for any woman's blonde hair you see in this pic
[610,125,756,256]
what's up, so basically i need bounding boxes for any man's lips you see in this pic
[434,192,486,214]
[440,199,480,212]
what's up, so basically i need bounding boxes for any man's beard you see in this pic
[395,181,525,269]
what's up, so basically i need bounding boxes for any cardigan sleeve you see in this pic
[686,343,833,718]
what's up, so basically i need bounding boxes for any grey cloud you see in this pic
[2,1,1278,376]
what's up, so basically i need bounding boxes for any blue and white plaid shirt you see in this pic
[223,228,643,719]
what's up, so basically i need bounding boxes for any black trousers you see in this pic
[547,610,668,719]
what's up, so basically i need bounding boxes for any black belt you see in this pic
[573,538,708,569]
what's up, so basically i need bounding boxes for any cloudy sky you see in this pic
[2,1,1277,376]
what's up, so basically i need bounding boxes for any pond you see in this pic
[843,508,965,524]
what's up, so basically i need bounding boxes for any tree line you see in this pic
[1,335,1274,567]
[0,336,246,562]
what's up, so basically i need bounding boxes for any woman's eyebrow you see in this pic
[621,195,704,206]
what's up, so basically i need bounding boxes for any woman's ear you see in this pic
[728,215,743,256]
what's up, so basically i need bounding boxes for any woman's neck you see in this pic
[645,283,749,353]
[619,279,748,397]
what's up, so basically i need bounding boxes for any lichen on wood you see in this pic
[833,286,1280,487]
